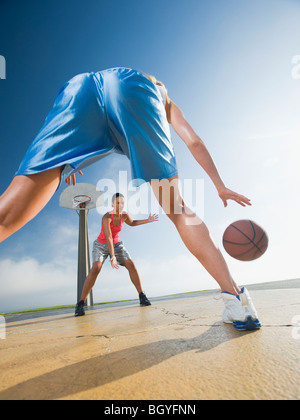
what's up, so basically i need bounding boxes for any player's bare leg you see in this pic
[80,261,103,303]
[122,259,151,306]
[0,167,63,243]
[122,259,143,295]
[75,262,102,317]
[150,175,240,295]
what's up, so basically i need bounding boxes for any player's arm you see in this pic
[102,213,119,268]
[168,100,251,207]
[169,100,226,193]
[123,212,159,227]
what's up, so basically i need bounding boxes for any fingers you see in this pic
[236,200,246,207]
[220,189,252,207]
[149,213,159,222]
[227,190,251,206]
[232,198,247,207]
[64,175,75,185]
[64,171,84,186]
[110,257,119,269]
[236,195,252,207]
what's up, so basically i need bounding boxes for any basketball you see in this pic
[223,220,268,261]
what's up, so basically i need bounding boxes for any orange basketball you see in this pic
[223,220,268,261]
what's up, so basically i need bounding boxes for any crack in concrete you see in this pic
[75,334,110,339]
[159,307,193,321]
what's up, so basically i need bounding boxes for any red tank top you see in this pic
[97,211,124,244]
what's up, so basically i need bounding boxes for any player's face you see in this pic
[113,197,125,213]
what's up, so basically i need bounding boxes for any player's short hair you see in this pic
[112,192,124,204]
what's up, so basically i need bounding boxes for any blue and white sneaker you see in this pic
[222,287,261,331]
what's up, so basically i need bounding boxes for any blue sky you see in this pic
[0,0,300,312]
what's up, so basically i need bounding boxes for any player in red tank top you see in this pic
[97,211,124,245]
[75,193,159,316]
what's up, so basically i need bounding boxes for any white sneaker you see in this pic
[222,287,261,331]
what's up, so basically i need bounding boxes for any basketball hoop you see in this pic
[72,195,92,209]
[59,183,103,211]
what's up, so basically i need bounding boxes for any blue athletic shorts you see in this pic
[16,67,178,187]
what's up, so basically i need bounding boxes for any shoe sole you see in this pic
[233,316,261,331]
[75,312,85,317]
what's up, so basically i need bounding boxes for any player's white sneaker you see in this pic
[222,287,261,331]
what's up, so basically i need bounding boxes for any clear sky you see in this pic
[0,0,299,312]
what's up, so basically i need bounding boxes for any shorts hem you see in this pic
[132,169,179,187]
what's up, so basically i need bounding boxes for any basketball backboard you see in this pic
[59,183,104,211]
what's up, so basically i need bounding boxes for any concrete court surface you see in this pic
[0,279,299,400]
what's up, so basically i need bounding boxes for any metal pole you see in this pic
[77,210,94,307]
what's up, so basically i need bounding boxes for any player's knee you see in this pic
[166,205,186,225]
[123,259,135,270]
[91,262,102,274]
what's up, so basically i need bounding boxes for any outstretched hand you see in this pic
[65,170,83,186]
[218,187,252,208]
[147,213,159,223]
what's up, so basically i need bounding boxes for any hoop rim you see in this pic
[73,194,92,203]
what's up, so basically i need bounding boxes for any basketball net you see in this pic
[72,195,92,209]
